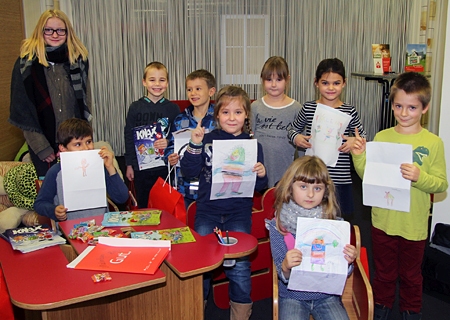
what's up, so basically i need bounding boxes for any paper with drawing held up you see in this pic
[363,142,412,212]
[305,103,351,167]
[60,150,106,211]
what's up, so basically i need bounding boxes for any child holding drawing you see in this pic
[351,72,448,320]
[251,56,302,187]
[34,118,128,221]
[288,58,366,217]
[180,85,268,319]
[165,69,217,208]
[267,155,356,320]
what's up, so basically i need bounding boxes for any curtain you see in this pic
[60,0,416,155]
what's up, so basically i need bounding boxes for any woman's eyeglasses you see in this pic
[43,28,67,36]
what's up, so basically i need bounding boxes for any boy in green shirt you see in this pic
[351,72,448,320]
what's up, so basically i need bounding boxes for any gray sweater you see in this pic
[251,98,302,187]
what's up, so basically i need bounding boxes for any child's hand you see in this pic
[99,147,116,176]
[343,244,357,264]
[168,153,180,166]
[55,205,68,221]
[400,163,420,182]
[339,136,355,153]
[154,138,168,149]
[252,162,266,178]
[126,165,134,181]
[293,134,312,149]
[282,248,302,279]
[350,128,366,155]
[191,121,205,145]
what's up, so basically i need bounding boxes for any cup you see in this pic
[218,236,238,246]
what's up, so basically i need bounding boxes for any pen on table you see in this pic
[226,230,229,244]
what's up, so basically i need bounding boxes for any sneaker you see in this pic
[402,310,422,320]
[374,304,391,320]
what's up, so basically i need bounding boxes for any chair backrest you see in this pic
[186,201,197,229]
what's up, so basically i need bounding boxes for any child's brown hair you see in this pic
[389,72,431,108]
[57,118,93,147]
[260,56,290,91]
[275,156,340,233]
[185,69,217,90]
[213,85,252,135]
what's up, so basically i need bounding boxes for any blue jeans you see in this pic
[195,211,252,304]
[279,296,349,320]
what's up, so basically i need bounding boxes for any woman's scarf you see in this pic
[9,43,90,150]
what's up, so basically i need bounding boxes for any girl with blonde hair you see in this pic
[9,9,91,177]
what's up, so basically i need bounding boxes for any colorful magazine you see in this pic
[133,123,165,170]
[405,44,426,74]
[131,226,196,244]
[1,224,66,253]
[101,210,162,226]
[67,237,170,275]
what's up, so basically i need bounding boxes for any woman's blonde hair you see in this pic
[275,156,340,232]
[20,9,88,66]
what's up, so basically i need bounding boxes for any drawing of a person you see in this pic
[76,158,89,176]
[215,146,245,197]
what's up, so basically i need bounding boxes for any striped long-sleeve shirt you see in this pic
[288,101,366,185]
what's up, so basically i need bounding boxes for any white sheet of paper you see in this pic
[173,128,193,167]
[210,139,257,200]
[287,217,350,295]
[305,103,351,167]
[363,142,412,212]
[60,150,106,211]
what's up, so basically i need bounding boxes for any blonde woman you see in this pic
[9,9,91,177]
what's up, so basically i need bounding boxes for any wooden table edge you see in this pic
[9,275,166,310]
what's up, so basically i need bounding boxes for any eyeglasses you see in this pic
[43,28,67,36]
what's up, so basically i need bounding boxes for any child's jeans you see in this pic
[371,226,426,313]
[279,296,349,320]
[194,211,252,304]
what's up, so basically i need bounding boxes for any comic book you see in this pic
[133,123,165,170]
[1,224,66,253]
[101,210,162,226]
[131,226,196,244]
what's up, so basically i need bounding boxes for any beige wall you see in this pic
[0,0,25,160]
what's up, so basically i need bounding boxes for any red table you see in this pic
[1,210,257,320]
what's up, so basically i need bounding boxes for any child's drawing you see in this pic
[214,146,245,197]
[305,103,351,167]
[60,149,106,211]
[384,191,394,206]
[297,232,340,271]
[287,217,350,295]
[210,139,257,200]
[363,142,412,212]
[76,158,90,177]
